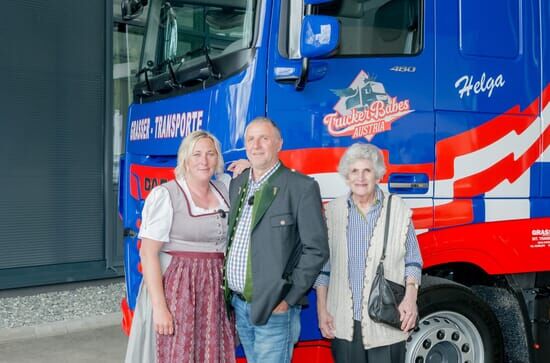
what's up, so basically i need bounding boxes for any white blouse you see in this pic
[138,177,229,243]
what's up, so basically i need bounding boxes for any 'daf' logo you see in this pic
[143,177,168,191]
[323,71,414,141]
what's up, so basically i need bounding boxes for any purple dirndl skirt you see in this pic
[157,251,235,363]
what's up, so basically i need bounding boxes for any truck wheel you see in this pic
[406,283,504,363]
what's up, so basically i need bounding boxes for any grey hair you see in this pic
[245,116,282,140]
[338,143,387,179]
[174,130,224,179]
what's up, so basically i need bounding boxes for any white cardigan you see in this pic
[325,193,411,349]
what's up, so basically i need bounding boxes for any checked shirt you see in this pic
[226,162,281,294]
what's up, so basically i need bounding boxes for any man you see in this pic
[224,117,329,363]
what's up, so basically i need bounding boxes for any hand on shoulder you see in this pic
[227,159,250,178]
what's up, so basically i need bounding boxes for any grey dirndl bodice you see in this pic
[160,179,229,253]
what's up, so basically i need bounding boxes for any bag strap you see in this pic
[379,194,393,264]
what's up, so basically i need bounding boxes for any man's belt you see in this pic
[233,291,247,302]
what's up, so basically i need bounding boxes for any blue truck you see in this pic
[119,0,550,361]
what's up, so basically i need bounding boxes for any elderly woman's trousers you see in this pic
[331,320,406,363]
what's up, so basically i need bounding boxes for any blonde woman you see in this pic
[125,130,247,363]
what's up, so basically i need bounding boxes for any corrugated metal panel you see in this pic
[0,0,106,269]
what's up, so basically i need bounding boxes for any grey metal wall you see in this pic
[0,1,116,286]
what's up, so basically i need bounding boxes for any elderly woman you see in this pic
[315,143,423,363]
[125,130,243,363]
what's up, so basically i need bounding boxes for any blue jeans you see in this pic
[232,295,301,363]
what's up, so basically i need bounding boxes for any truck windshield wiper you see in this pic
[135,60,156,95]
[173,44,221,81]
[136,44,222,95]
[181,45,207,60]
[136,57,181,90]
[203,46,221,80]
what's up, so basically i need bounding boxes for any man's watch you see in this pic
[407,281,419,290]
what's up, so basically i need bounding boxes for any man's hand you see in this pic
[272,300,289,314]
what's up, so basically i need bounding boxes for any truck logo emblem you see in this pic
[323,70,413,141]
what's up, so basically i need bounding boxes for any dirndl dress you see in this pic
[125,179,235,363]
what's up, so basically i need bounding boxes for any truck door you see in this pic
[434,0,542,210]
[267,0,434,229]
[432,0,549,274]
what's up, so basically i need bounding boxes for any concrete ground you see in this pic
[0,324,128,363]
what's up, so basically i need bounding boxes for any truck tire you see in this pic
[406,279,504,363]
[471,285,529,363]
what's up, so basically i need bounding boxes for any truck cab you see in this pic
[120,1,550,362]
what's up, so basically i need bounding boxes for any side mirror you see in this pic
[300,15,340,59]
[294,3,339,91]
[121,0,148,20]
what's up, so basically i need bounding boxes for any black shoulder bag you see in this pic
[367,194,407,330]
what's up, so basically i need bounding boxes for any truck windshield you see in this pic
[142,0,256,76]
[284,0,422,59]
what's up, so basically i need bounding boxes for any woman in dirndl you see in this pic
[125,130,244,363]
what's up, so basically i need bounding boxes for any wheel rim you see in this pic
[405,311,484,363]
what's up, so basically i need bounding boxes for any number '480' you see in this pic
[390,66,416,72]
